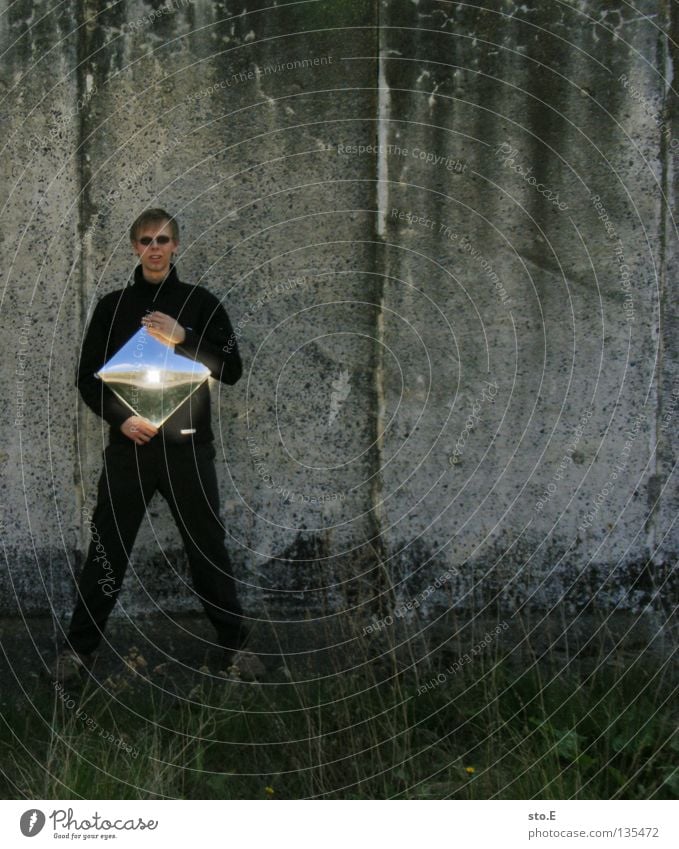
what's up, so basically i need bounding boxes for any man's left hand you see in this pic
[142,311,186,345]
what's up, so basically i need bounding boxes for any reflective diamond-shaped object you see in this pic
[96,327,210,427]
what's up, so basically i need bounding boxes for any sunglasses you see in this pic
[137,235,172,246]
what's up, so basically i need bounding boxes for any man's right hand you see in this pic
[121,416,158,445]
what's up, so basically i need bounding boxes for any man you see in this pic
[50,208,262,683]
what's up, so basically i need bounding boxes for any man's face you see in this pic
[132,219,178,282]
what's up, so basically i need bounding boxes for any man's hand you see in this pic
[121,416,158,445]
[142,311,186,345]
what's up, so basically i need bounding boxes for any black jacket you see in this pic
[77,264,242,445]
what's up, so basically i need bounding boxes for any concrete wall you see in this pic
[376,0,678,630]
[1,1,676,642]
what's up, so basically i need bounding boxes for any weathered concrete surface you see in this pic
[376,0,677,629]
[1,0,382,637]
[0,1,676,650]
[0,0,82,622]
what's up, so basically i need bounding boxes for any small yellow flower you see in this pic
[265,786,275,796]
[465,766,475,775]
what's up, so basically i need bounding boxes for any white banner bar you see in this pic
[2,800,677,848]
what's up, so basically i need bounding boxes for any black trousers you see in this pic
[67,439,246,655]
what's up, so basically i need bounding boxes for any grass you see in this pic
[0,630,677,799]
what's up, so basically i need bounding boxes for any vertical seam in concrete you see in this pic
[371,0,387,557]
[652,0,673,560]
[375,1,390,239]
[74,2,90,532]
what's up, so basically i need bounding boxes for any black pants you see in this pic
[67,439,246,655]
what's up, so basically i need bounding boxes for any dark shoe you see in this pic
[47,649,94,685]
